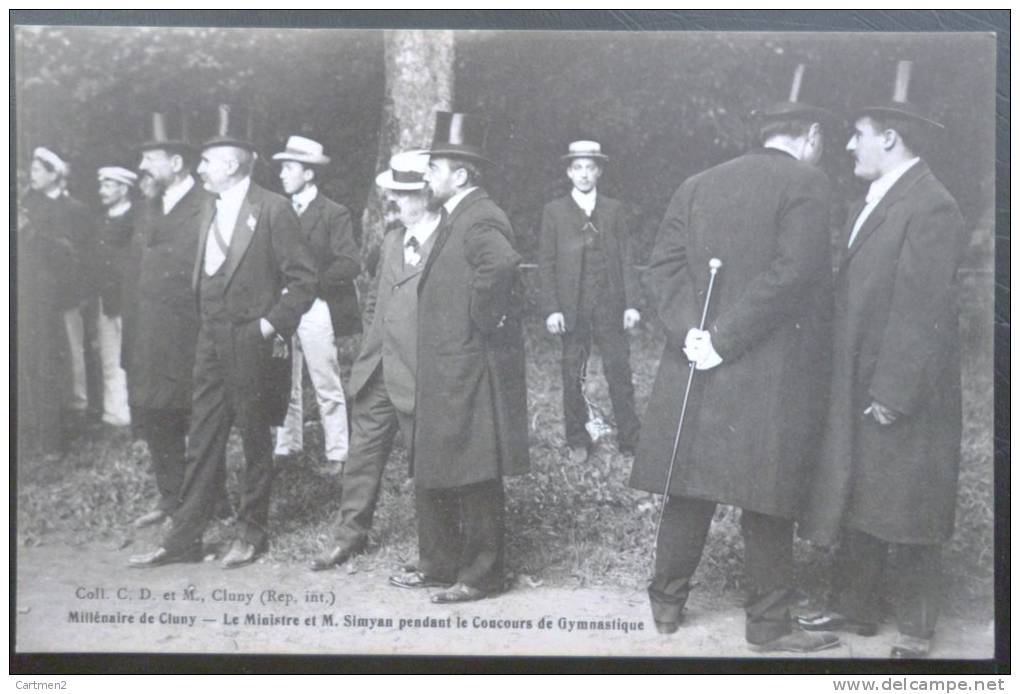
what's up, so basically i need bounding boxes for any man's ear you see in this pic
[170,153,185,174]
[881,128,899,152]
[453,166,469,187]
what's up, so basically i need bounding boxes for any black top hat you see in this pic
[853,61,944,130]
[752,64,842,130]
[203,104,257,151]
[139,110,194,153]
[426,111,492,165]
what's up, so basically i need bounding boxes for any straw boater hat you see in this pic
[375,150,429,191]
[425,111,493,166]
[32,146,69,177]
[139,110,194,153]
[203,104,256,152]
[561,140,609,162]
[97,167,138,187]
[853,60,944,130]
[272,136,331,166]
[751,63,841,129]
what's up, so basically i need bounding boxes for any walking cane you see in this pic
[653,257,722,551]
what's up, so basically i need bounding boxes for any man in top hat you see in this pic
[271,135,360,475]
[129,105,317,568]
[123,111,230,529]
[17,147,79,460]
[388,112,529,603]
[629,65,839,651]
[538,139,642,463]
[92,166,138,428]
[797,62,966,659]
[310,150,441,571]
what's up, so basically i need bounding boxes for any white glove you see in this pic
[683,328,723,371]
[546,312,566,334]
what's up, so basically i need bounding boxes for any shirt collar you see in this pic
[404,211,442,246]
[443,186,478,215]
[162,175,195,209]
[107,200,132,218]
[866,157,920,205]
[292,183,318,210]
[44,187,62,200]
[763,141,801,160]
[218,176,251,205]
[571,187,598,213]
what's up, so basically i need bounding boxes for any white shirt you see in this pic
[403,212,442,267]
[107,200,132,219]
[44,187,62,200]
[204,176,251,275]
[848,157,920,247]
[443,186,478,215]
[291,184,318,216]
[571,187,597,217]
[162,175,195,215]
[763,141,801,159]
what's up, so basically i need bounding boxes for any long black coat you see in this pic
[800,161,965,546]
[191,181,318,425]
[538,193,642,329]
[300,193,362,337]
[91,206,136,317]
[122,181,209,412]
[412,188,530,489]
[629,149,833,518]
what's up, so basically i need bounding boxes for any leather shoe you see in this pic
[133,509,168,529]
[890,635,931,659]
[430,582,489,604]
[309,542,363,571]
[749,629,841,653]
[128,544,202,569]
[221,539,263,569]
[797,611,879,637]
[389,571,452,589]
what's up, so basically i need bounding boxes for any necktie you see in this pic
[404,236,421,267]
[205,196,231,274]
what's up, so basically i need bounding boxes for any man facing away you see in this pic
[538,140,643,463]
[129,105,317,569]
[629,77,840,652]
[389,112,529,603]
[93,166,137,428]
[798,63,966,659]
[310,149,440,571]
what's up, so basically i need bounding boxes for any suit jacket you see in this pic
[122,182,209,412]
[348,224,434,414]
[92,205,136,317]
[801,160,965,545]
[412,188,530,489]
[191,180,318,424]
[18,190,78,311]
[630,149,834,519]
[538,192,642,330]
[300,193,362,337]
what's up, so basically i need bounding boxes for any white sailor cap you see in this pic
[33,147,69,177]
[97,166,139,187]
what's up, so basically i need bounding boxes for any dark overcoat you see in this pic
[537,193,642,329]
[91,206,136,317]
[800,161,965,546]
[412,188,530,489]
[301,193,362,337]
[629,149,833,518]
[121,182,209,411]
[191,181,318,425]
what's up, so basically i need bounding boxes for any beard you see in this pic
[424,186,449,212]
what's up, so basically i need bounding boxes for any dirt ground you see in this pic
[14,542,994,661]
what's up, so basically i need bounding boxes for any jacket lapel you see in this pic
[395,225,438,286]
[222,183,262,284]
[844,161,930,263]
[191,192,218,291]
[418,188,488,293]
[301,194,323,241]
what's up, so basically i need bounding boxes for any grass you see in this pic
[16,272,994,618]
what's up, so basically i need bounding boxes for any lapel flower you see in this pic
[247,213,257,231]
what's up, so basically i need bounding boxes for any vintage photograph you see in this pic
[12,14,999,665]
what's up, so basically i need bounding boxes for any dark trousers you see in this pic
[830,528,942,639]
[19,302,68,456]
[415,478,505,593]
[162,319,275,553]
[333,366,414,551]
[561,301,639,450]
[650,495,795,644]
[134,408,190,512]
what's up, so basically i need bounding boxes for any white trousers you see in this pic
[63,308,88,411]
[96,300,130,426]
[274,298,349,462]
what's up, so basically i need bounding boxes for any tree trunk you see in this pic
[361,30,453,277]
